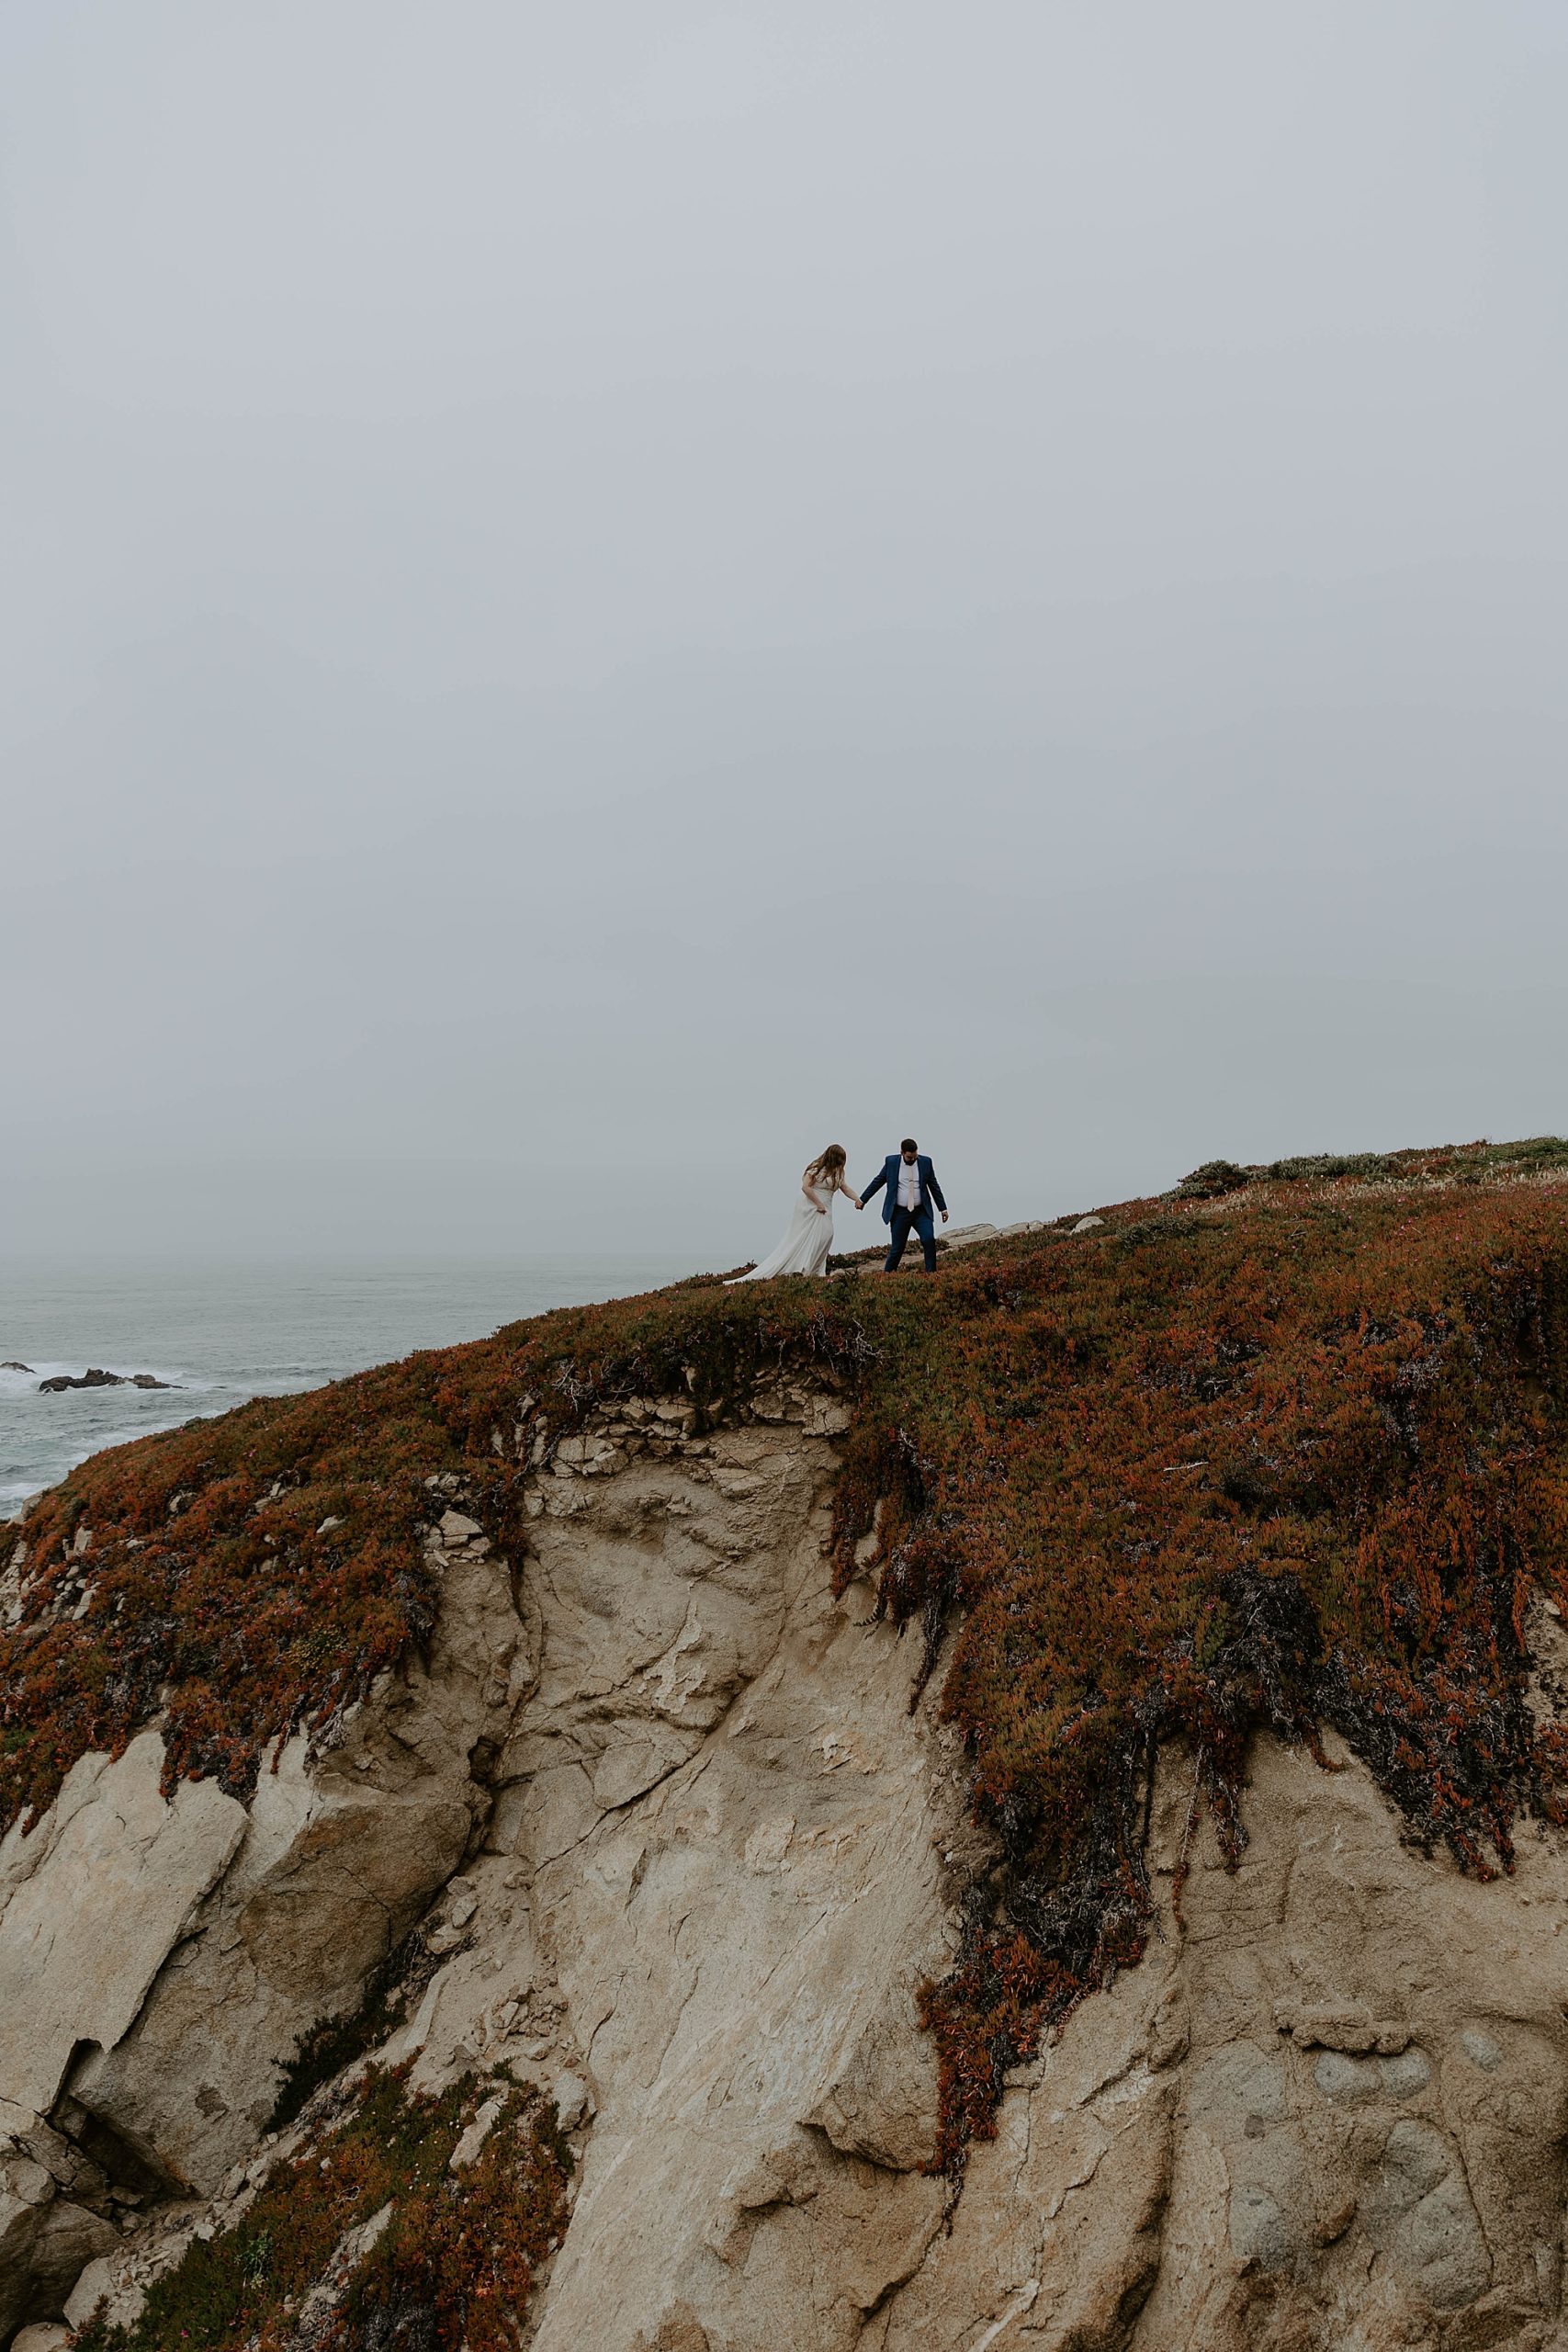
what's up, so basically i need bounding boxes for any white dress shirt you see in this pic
[897,1156,920,1211]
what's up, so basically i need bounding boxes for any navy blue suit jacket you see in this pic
[861,1154,947,1227]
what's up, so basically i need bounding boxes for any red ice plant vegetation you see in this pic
[70,2066,571,2352]
[8,1138,1568,2181]
[831,1147,1568,2168]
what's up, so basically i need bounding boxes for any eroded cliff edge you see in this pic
[10,1144,1568,2350]
[0,1374,971,2348]
[5,1374,1568,2351]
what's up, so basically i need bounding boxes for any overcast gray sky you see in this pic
[3,1,1566,1262]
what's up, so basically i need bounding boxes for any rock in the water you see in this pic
[36,1370,172,1395]
[0,1363,33,1374]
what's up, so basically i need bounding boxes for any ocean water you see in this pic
[0,1254,698,1519]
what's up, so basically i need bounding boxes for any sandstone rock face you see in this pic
[0,1734,247,2120]
[69,1523,519,2196]
[503,1411,958,2352]
[877,1730,1568,2352]
[0,2132,116,2350]
[0,1516,519,2335]
[9,1384,1568,2350]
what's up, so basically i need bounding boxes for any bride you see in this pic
[728,1145,863,1282]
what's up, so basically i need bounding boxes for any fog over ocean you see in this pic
[0,1255,697,1517]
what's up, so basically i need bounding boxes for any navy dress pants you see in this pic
[886,1204,937,1272]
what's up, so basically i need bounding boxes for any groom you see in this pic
[859,1137,948,1273]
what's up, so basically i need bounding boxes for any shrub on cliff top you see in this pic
[10,1137,1568,2177]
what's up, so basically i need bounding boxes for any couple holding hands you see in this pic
[731,1139,949,1283]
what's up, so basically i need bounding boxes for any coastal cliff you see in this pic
[6,1140,1568,2349]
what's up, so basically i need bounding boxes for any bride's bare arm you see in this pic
[836,1173,863,1209]
[802,1170,829,1213]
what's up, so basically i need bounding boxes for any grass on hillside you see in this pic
[8,1135,1568,2177]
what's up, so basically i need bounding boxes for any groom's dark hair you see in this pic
[900,1136,919,1153]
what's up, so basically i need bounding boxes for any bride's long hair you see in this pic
[807,1144,847,1183]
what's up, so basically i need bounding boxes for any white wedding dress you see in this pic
[729,1174,838,1282]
